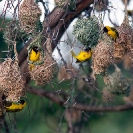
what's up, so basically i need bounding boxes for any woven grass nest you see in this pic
[91,34,114,77]
[3,21,28,46]
[19,0,41,33]
[0,58,25,102]
[29,38,58,86]
[54,0,77,10]
[73,15,99,47]
[0,91,4,116]
[104,65,131,96]
[29,54,58,86]
[114,23,133,60]
[114,8,133,60]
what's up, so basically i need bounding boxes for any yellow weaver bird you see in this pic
[29,46,40,70]
[29,46,40,62]
[4,100,26,112]
[103,26,119,41]
[71,48,92,63]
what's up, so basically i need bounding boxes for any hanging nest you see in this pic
[114,1,133,60]
[29,38,58,86]
[54,0,77,10]
[73,15,99,47]
[123,52,132,69]
[114,39,126,60]
[114,23,133,60]
[0,91,4,116]
[0,58,25,102]
[3,21,28,45]
[30,55,58,86]
[91,34,114,77]
[19,0,42,33]
[104,65,130,96]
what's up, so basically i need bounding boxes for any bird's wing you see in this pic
[110,27,117,31]
[111,27,119,37]
[79,51,88,57]
[4,101,12,107]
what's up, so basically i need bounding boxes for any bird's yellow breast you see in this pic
[108,30,117,39]
[29,49,40,62]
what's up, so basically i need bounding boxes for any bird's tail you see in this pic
[71,50,77,58]
[29,64,34,70]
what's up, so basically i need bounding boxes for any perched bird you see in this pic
[29,46,40,70]
[71,48,92,63]
[103,26,119,41]
[29,46,40,62]
[4,100,26,112]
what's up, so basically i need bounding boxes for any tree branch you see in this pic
[18,0,94,90]
[44,0,94,50]
[43,0,94,29]
[26,86,133,112]
[26,86,64,106]
[18,39,32,66]
[18,0,94,67]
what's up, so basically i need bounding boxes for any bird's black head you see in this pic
[32,46,39,53]
[103,27,108,33]
[20,100,25,104]
[84,47,91,52]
